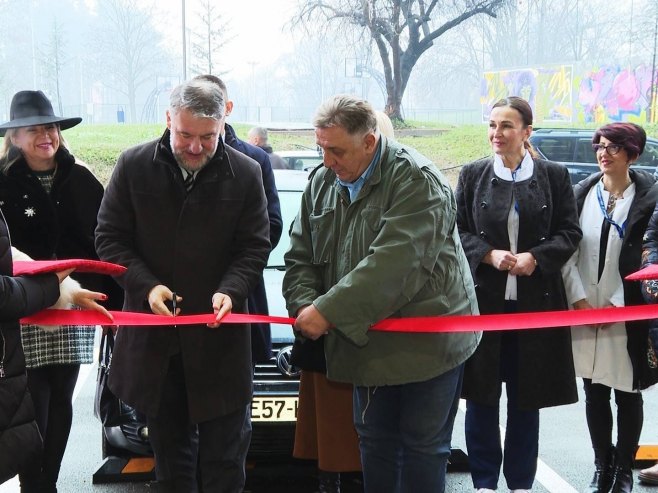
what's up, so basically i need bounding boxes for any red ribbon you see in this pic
[13,259,127,277]
[20,304,658,333]
[14,259,658,333]
[624,263,658,281]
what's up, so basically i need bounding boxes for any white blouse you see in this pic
[492,152,534,301]
[561,179,636,391]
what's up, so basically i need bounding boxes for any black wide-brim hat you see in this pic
[0,90,82,137]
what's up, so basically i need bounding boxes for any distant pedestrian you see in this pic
[247,126,289,169]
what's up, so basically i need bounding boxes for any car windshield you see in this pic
[268,189,303,269]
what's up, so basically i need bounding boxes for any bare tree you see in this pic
[92,0,164,122]
[40,20,67,115]
[486,0,620,68]
[295,0,505,120]
[190,0,234,76]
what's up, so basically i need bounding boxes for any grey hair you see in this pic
[313,95,377,136]
[248,126,268,142]
[169,79,225,120]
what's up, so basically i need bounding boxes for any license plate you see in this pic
[251,396,298,422]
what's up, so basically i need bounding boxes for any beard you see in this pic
[170,134,216,173]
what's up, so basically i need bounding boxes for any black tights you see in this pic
[582,378,643,466]
[19,364,80,492]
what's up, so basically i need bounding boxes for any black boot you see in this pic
[317,470,341,493]
[611,451,634,493]
[610,466,633,493]
[588,447,615,493]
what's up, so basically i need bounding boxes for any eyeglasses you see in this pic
[592,143,623,156]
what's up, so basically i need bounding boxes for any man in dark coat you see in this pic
[194,74,282,364]
[95,79,271,492]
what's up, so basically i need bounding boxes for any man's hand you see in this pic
[72,289,114,322]
[294,305,331,340]
[148,285,181,316]
[208,292,233,328]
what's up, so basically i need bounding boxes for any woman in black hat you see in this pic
[0,90,121,492]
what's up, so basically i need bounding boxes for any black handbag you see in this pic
[290,335,326,373]
[93,330,134,427]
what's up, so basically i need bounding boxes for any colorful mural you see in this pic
[481,66,573,123]
[482,63,658,124]
[576,64,657,123]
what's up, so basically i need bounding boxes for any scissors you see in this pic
[171,291,177,317]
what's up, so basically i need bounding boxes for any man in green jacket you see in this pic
[282,95,481,493]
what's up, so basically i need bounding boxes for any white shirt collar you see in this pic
[493,151,534,182]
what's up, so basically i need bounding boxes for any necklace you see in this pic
[606,193,619,214]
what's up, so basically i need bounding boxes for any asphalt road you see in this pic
[2,353,658,492]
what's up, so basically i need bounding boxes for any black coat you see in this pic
[456,157,581,409]
[0,147,122,309]
[224,124,282,363]
[0,213,60,484]
[95,130,271,422]
[575,169,658,390]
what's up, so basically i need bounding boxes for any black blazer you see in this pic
[456,157,581,409]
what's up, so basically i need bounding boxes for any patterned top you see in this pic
[33,168,55,194]
[21,324,96,368]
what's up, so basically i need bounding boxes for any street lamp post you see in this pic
[649,9,658,123]
[182,0,187,80]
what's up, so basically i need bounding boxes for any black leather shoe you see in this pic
[317,470,341,493]
[587,449,614,493]
[588,465,614,493]
[610,466,633,493]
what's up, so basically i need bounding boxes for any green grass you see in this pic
[64,124,163,185]
[11,121,657,188]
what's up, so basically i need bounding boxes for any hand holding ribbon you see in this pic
[209,292,232,328]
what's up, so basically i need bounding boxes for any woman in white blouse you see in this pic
[456,97,581,493]
[562,122,658,493]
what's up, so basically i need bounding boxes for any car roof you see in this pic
[276,149,322,157]
[532,127,658,144]
[272,169,310,192]
[532,128,594,135]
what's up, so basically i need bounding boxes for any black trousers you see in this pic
[147,354,252,493]
[582,378,643,466]
[19,364,80,493]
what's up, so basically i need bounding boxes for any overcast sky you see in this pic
[156,0,299,78]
